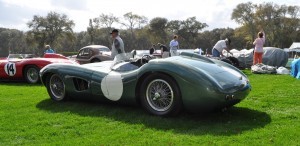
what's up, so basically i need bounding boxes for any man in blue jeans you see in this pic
[212,38,232,57]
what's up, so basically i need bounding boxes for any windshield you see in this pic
[97,47,110,52]
[111,53,133,67]
[8,54,36,59]
[110,53,150,72]
[8,54,24,59]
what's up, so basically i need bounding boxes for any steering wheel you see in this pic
[140,55,151,64]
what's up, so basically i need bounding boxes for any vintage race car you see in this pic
[40,52,251,116]
[69,45,112,64]
[0,54,78,83]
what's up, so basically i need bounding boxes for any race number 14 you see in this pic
[4,63,17,76]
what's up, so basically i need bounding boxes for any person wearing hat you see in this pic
[110,29,125,58]
[212,38,232,57]
[44,45,55,54]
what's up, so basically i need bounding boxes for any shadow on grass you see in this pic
[36,99,271,136]
[0,81,43,87]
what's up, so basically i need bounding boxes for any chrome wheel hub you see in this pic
[49,74,65,100]
[146,79,174,112]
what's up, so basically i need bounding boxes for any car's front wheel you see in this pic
[24,65,40,84]
[46,74,67,101]
[140,73,182,116]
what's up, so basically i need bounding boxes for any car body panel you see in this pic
[40,52,251,112]
[72,45,112,64]
[0,55,78,82]
[43,53,69,59]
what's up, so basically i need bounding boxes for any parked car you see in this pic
[70,45,112,64]
[40,52,251,116]
[43,53,69,59]
[0,54,78,83]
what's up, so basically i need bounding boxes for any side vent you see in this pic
[73,78,89,91]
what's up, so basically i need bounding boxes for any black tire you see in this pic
[91,58,100,63]
[24,65,40,84]
[140,73,182,116]
[46,74,67,101]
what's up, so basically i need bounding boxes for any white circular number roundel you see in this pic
[4,63,17,76]
[101,72,123,101]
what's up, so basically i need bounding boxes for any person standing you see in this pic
[44,45,55,53]
[149,44,155,55]
[158,43,169,58]
[110,29,125,59]
[169,35,179,56]
[253,30,265,65]
[212,38,232,57]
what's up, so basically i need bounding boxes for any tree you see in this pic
[122,12,148,32]
[167,17,208,48]
[0,29,11,56]
[148,17,168,44]
[232,2,300,48]
[231,2,256,42]
[98,13,119,29]
[87,18,97,45]
[166,20,181,34]
[86,13,119,49]
[121,12,148,49]
[97,13,119,46]
[0,28,27,54]
[254,2,300,48]
[27,11,75,55]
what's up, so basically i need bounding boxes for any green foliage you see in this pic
[27,11,75,55]
[0,28,26,55]
[149,17,169,44]
[1,2,300,55]
[232,2,300,48]
[0,71,299,145]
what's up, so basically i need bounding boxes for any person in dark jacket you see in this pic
[157,43,170,58]
[149,44,155,55]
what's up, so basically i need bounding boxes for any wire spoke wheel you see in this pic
[26,67,39,83]
[146,79,174,112]
[49,74,65,100]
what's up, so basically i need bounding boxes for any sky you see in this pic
[0,0,299,32]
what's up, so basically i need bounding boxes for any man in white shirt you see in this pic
[110,29,125,59]
[169,35,179,56]
[212,38,232,57]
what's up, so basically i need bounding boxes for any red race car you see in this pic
[0,54,78,83]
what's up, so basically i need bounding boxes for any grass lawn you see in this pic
[0,70,299,145]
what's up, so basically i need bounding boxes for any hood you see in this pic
[81,61,114,73]
[32,58,79,64]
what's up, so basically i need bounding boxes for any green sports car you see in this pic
[40,52,251,116]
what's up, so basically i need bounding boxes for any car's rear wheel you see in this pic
[46,74,66,101]
[140,73,182,116]
[24,65,40,84]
